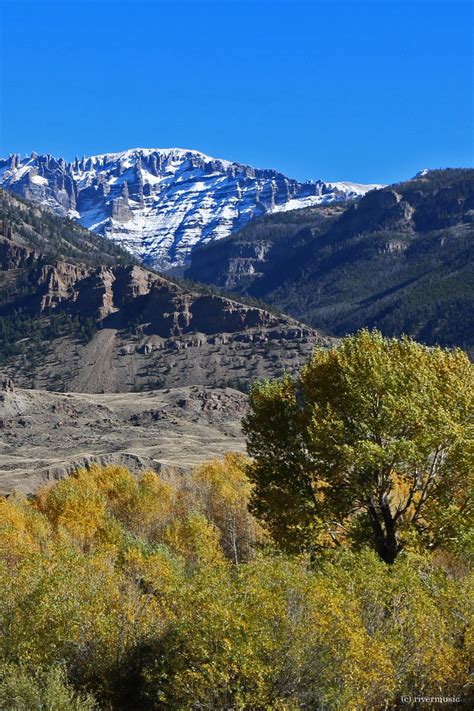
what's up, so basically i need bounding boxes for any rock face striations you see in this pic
[0,148,380,269]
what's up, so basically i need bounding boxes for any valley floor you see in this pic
[0,384,246,494]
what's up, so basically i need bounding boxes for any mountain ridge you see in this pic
[0,147,381,270]
[186,168,474,352]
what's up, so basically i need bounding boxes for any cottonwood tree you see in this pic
[243,330,473,563]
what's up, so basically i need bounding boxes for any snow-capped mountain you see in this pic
[0,148,381,270]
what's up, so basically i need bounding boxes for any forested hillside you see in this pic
[0,189,135,267]
[187,169,474,352]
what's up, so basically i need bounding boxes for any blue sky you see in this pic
[0,0,472,184]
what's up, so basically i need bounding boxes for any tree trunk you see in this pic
[368,501,400,564]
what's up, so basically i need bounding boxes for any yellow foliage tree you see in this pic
[190,453,263,562]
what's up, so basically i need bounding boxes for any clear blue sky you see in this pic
[0,0,472,184]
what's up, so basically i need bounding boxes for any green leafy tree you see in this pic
[243,330,473,562]
[0,663,96,711]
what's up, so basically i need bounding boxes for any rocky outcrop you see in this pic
[35,263,90,312]
[1,235,329,394]
[17,259,291,337]
[0,231,40,270]
[188,240,273,290]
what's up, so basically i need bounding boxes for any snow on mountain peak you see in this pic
[414,168,431,178]
[87,146,231,163]
[0,148,382,270]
